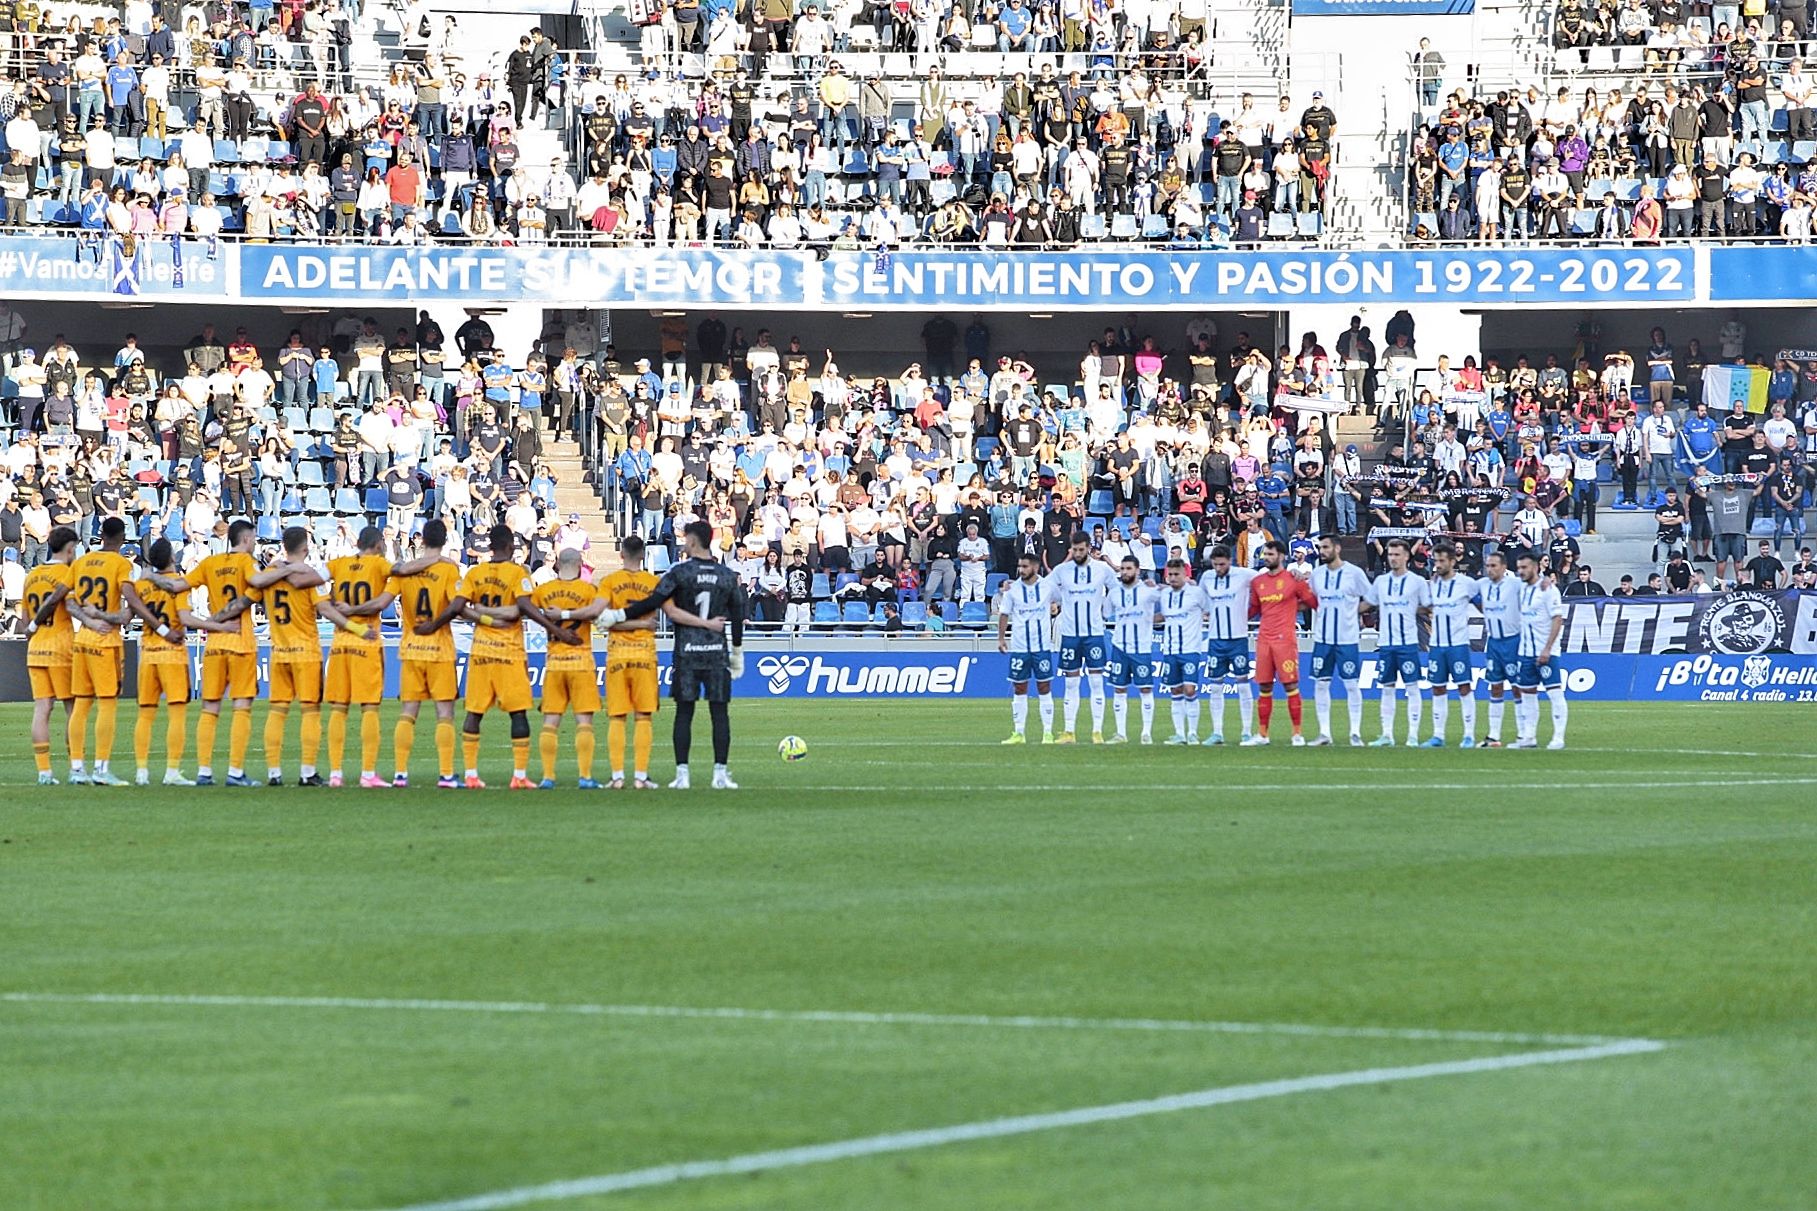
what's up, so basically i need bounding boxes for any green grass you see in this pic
[3,700,1814,1211]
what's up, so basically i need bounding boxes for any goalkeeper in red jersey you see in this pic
[1247,540,1318,746]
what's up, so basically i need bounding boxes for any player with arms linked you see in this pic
[1155,558,1209,745]
[1104,555,1161,744]
[23,526,78,783]
[1368,538,1430,747]
[1199,545,1258,746]
[1513,552,1569,749]
[1307,535,1369,746]
[1043,532,1114,744]
[997,550,1060,744]
[614,519,748,789]
[1476,549,1522,747]
[1424,541,1481,747]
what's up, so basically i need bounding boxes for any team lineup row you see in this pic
[18,518,750,791]
[994,533,1570,750]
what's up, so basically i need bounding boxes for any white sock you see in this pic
[1347,686,1364,736]
[1184,694,1199,740]
[1140,692,1155,735]
[1037,692,1054,733]
[1169,696,1184,736]
[1208,684,1228,737]
[227,766,244,778]
[1235,681,1254,735]
[1432,692,1449,740]
[1487,692,1506,741]
[1461,691,1478,737]
[1062,676,1081,731]
[1314,680,1333,736]
[1011,693,1028,734]
[1087,672,1106,733]
[1547,685,1569,742]
[301,764,316,779]
[1406,690,1424,740]
[194,765,208,778]
[268,767,283,781]
[1379,685,1397,740]
[70,760,86,774]
[1517,695,1537,742]
[1112,692,1128,738]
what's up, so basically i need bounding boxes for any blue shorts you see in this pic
[1484,635,1520,684]
[1428,644,1473,688]
[1007,651,1055,685]
[1106,647,1154,690]
[1375,645,1424,687]
[1513,654,1563,691]
[1058,635,1109,673]
[1204,638,1251,682]
[1158,653,1200,689]
[1309,642,1361,683]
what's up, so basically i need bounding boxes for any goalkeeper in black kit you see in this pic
[615,520,748,790]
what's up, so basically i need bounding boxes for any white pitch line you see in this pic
[378,1039,1666,1211]
[0,991,1641,1047]
[774,777,1817,793]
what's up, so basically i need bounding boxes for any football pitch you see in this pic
[3,699,1813,1211]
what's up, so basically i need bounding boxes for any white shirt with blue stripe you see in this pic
[1518,581,1566,658]
[999,576,1058,654]
[1428,572,1480,649]
[1197,567,1258,643]
[1479,573,1523,641]
[1370,570,1430,648]
[1156,584,1209,656]
[1107,583,1162,655]
[1043,558,1116,640]
[1310,561,1369,645]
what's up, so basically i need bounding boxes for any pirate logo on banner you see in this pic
[1698,591,1789,655]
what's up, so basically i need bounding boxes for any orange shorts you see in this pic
[1253,638,1300,688]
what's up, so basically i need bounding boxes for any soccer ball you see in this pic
[777,735,809,761]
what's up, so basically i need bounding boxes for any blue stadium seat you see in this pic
[1086,489,1114,514]
[312,517,337,544]
[984,572,1008,598]
[810,572,831,598]
[647,546,672,573]
[363,487,389,513]
[304,486,333,514]
[257,516,281,542]
[333,488,364,514]
[306,406,334,432]
[939,601,959,623]
[212,139,240,163]
[813,601,840,626]
[138,136,165,160]
[298,461,326,486]
[283,406,308,431]
[958,602,990,628]
[900,601,928,627]
[842,601,873,626]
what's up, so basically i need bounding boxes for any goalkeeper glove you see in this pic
[596,607,626,627]
[728,646,745,678]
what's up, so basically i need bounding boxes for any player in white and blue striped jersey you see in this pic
[1104,556,1162,744]
[995,553,1060,745]
[1197,546,1257,745]
[1424,542,1481,748]
[1476,549,1523,747]
[1155,559,1209,745]
[1043,533,1116,744]
[1513,551,1569,749]
[1367,539,1430,747]
[1307,536,1369,746]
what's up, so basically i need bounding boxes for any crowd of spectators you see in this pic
[0,304,1812,632]
[1410,11,1817,240]
[0,0,1339,245]
[0,306,604,598]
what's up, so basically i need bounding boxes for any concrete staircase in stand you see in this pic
[542,427,619,569]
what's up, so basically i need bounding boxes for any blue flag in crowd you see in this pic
[110,239,139,296]
[171,234,184,289]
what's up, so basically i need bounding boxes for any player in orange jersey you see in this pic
[386,520,463,788]
[66,517,136,785]
[122,537,237,786]
[1245,539,1318,746]
[22,526,79,784]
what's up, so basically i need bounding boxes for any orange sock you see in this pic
[165,703,187,773]
[327,706,348,773]
[359,708,380,776]
[574,725,595,780]
[462,731,481,776]
[227,706,251,773]
[194,709,219,771]
[393,715,417,777]
[67,697,91,765]
[436,720,456,778]
[607,717,627,776]
[539,727,560,782]
[633,715,653,776]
